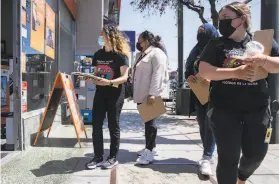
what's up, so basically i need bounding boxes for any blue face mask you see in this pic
[98,36,104,47]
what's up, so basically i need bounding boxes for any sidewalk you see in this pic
[1,101,279,184]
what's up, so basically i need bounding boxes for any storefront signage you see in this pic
[30,0,45,54]
[33,73,88,147]
[46,4,55,59]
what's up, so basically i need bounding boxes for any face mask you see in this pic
[219,19,237,38]
[136,42,143,51]
[197,33,208,46]
[98,36,104,47]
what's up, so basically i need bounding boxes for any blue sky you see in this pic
[119,0,261,70]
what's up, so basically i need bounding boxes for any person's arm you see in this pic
[197,39,236,80]
[149,50,167,96]
[257,40,279,73]
[198,39,255,81]
[236,40,279,73]
[199,61,238,80]
[110,65,129,85]
[262,56,279,73]
[109,55,130,85]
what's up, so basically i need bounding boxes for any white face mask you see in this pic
[98,36,104,47]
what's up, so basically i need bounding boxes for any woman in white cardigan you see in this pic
[132,30,168,165]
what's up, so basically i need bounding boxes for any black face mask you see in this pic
[197,33,208,46]
[136,42,143,51]
[219,19,237,38]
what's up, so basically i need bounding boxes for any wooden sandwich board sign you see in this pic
[33,72,87,148]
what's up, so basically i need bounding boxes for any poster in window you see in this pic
[22,82,27,112]
[46,4,55,59]
[22,10,27,26]
[30,0,45,54]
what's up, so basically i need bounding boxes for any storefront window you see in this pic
[21,0,57,112]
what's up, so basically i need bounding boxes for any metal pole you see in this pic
[177,2,184,87]
[13,0,23,150]
[261,0,279,144]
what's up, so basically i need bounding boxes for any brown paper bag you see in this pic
[137,97,166,122]
[188,74,210,105]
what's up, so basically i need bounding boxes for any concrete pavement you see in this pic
[1,101,279,184]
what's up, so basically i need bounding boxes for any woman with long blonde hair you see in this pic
[86,25,130,170]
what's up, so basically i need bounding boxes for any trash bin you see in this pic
[175,87,191,116]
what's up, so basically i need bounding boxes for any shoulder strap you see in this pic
[132,53,147,82]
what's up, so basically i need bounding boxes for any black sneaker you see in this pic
[101,157,119,169]
[86,156,103,170]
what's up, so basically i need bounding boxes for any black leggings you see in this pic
[92,90,124,158]
[208,106,271,184]
[145,119,157,151]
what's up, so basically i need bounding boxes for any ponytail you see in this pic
[140,31,167,55]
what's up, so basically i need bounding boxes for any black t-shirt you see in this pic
[199,34,279,112]
[92,48,129,93]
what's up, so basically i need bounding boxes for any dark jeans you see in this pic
[207,106,270,184]
[196,103,215,157]
[92,89,124,158]
[138,103,157,151]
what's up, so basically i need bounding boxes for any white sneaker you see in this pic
[198,159,213,176]
[137,147,158,156]
[136,149,154,165]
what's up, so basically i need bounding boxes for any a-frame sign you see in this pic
[34,72,87,147]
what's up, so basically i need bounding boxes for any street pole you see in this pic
[177,2,184,87]
[261,0,279,144]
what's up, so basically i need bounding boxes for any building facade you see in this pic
[1,0,119,151]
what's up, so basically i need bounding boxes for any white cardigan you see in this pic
[132,46,169,103]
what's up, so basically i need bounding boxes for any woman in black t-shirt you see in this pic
[85,25,130,170]
[199,2,279,184]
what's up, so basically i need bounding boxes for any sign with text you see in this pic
[46,4,55,59]
[30,0,45,54]
[34,72,87,147]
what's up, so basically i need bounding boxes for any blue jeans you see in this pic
[196,103,215,157]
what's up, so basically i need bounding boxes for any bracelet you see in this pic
[262,55,268,67]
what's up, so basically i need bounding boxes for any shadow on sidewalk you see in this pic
[32,135,202,148]
[30,148,137,177]
[32,137,91,148]
[134,158,210,181]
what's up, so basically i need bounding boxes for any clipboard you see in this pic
[72,72,101,81]
[188,75,210,105]
[137,97,167,122]
[250,29,274,82]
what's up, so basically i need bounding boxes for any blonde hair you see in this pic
[102,25,131,57]
[220,1,252,31]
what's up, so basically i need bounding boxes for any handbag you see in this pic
[124,54,147,99]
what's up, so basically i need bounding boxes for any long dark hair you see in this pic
[140,30,167,55]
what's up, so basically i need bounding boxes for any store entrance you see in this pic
[1,0,18,155]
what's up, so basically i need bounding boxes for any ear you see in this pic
[241,14,248,23]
